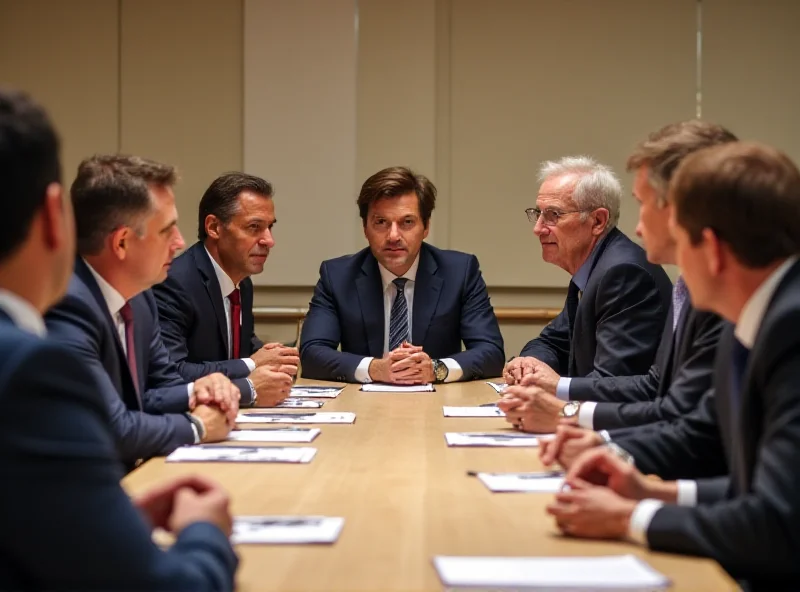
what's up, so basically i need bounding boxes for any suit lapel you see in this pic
[411,245,443,348]
[193,246,230,355]
[356,254,386,358]
[662,304,683,385]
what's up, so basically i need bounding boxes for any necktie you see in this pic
[119,302,140,396]
[672,276,689,332]
[229,288,241,360]
[730,337,750,423]
[388,278,409,351]
[566,281,580,337]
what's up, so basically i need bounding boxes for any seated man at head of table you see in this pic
[545,141,800,589]
[153,172,298,408]
[0,88,237,591]
[499,122,736,433]
[300,166,505,385]
[502,156,673,405]
[45,154,238,471]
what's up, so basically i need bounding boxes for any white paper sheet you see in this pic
[360,383,435,393]
[275,398,324,408]
[486,381,507,393]
[166,445,317,464]
[289,386,344,398]
[228,428,321,443]
[443,405,504,417]
[232,516,344,544]
[236,412,356,424]
[444,432,546,447]
[476,471,564,493]
[433,554,670,590]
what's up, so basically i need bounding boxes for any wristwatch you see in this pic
[605,442,635,465]
[432,359,449,383]
[559,400,581,418]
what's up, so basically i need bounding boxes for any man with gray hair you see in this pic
[501,156,672,432]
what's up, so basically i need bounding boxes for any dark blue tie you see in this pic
[730,337,750,429]
[388,278,409,351]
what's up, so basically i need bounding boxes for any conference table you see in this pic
[123,380,736,591]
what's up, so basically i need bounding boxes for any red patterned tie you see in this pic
[119,302,140,397]
[229,288,241,360]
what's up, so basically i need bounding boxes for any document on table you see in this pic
[275,398,324,408]
[443,405,504,417]
[475,471,564,493]
[360,383,435,392]
[236,412,356,424]
[166,445,317,464]
[289,385,344,398]
[232,516,345,545]
[228,428,321,443]
[445,432,546,447]
[486,381,507,394]
[433,554,671,590]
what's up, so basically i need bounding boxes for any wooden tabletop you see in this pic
[123,380,736,591]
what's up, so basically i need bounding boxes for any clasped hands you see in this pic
[497,357,570,433]
[368,342,434,384]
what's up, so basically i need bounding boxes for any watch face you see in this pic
[563,401,580,417]
[434,361,448,381]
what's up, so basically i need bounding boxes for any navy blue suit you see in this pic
[153,242,261,405]
[300,243,505,382]
[521,228,673,378]
[0,311,237,591]
[45,258,195,469]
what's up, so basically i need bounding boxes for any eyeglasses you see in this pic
[525,207,590,226]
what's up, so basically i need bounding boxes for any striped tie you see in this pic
[388,278,409,351]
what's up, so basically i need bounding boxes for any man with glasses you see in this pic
[501,157,672,431]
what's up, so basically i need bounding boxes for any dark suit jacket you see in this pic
[0,312,237,591]
[520,228,673,378]
[153,242,261,405]
[45,258,195,469]
[300,243,505,382]
[618,260,800,587]
[569,302,725,430]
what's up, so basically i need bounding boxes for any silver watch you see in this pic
[605,442,635,465]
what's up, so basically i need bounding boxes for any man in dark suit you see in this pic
[300,166,504,384]
[503,157,673,399]
[546,142,800,589]
[0,88,237,591]
[500,122,735,434]
[154,173,298,408]
[46,155,237,470]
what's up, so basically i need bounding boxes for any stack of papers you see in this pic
[276,398,323,408]
[486,381,508,394]
[361,383,435,393]
[433,554,671,590]
[166,445,317,464]
[445,432,544,447]
[289,385,344,398]
[232,516,344,544]
[475,471,564,493]
[443,405,504,417]
[228,428,321,443]
[236,412,356,424]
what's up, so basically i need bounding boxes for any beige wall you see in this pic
[3,0,800,357]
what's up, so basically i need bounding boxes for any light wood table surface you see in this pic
[123,380,736,591]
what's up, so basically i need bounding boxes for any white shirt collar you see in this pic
[735,256,797,348]
[204,247,237,297]
[378,254,420,292]
[83,259,127,318]
[0,289,46,337]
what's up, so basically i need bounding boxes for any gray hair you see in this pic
[538,156,621,231]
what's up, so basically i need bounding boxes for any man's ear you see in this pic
[41,183,66,250]
[702,227,724,277]
[591,208,610,235]
[205,215,222,240]
[109,226,132,261]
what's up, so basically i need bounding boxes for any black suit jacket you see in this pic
[569,302,725,430]
[619,260,800,588]
[300,243,505,382]
[0,312,237,591]
[520,228,673,378]
[153,242,261,405]
[45,258,195,469]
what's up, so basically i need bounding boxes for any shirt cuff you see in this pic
[355,357,374,383]
[441,358,463,382]
[243,357,256,372]
[187,382,194,401]
[628,499,664,545]
[577,401,596,429]
[556,377,572,401]
[676,480,698,506]
[598,429,612,443]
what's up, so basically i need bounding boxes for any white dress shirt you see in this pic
[627,256,797,545]
[354,256,463,383]
[0,289,46,337]
[204,248,256,371]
